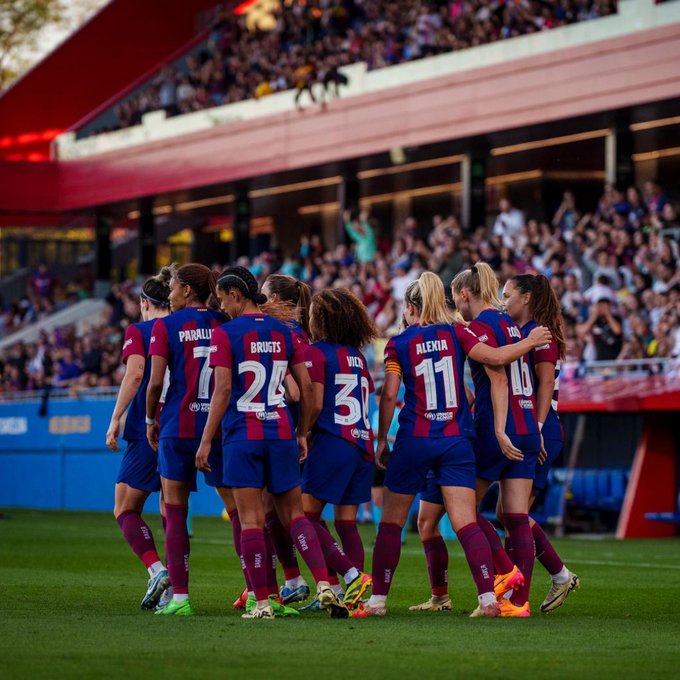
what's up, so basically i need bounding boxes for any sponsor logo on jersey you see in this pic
[477,334,489,343]
[255,410,281,421]
[415,339,449,355]
[123,338,133,350]
[189,402,211,413]
[424,411,454,421]
[536,343,550,351]
[519,399,533,409]
[350,428,371,441]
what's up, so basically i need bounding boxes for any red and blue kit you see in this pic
[384,323,479,439]
[468,309,539,437]
[383,323,481,495]
[210,314,306,442]
[306,341,374,458]
[122,320,155,442]
[149,307,227,439]
[210,313,306,493]
[468,309,540,481]
[116,320,161,493]
[303,341,374,505]
[522,319,563,491]
[150,307,227,488]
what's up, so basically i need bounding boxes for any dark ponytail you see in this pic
[141,264,174,308]
[511,274,566,359]
[175,263,218,306]
[217,265,267,304]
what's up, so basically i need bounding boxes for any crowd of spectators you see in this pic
[0,264,93,341]
[1,177,678,395]
[104,0,617,132]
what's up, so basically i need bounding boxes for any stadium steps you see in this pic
[0,298,108,350]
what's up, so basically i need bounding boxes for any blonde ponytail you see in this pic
[405,272,457,326]
[451,262,501,308]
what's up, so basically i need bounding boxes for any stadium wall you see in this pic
[0,398,224,515]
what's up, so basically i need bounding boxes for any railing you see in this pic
[562,357,680,379]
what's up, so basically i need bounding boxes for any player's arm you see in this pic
[485,364,523,461]
[377,371,400,470]
[106,354,144,451]
[145,355,167,451]
[285,374,300,404]
[468,326,551,366]
[290,360,313,462]
[534,361,555,428]
[196,366,231,472]
[309,382,324,429]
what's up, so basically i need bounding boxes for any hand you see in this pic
[527,325,551,348]
[343,210,351,222]
[106,419,120,451]
[297,434,309,463]
[359,209,368,222]
[375,439,390,471]
[146,422,159,452]
[496,432,523,461]
[538,433,547,465]
[195,441,212,472]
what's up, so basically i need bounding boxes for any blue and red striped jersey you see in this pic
[521,320,562,441]
[384,323,479,438]
[121,320,153,442]
[149,307,228,439]
[210,313,306,441]
[306,341,374,460]
[287,319,310,426]
[468,309,539,437]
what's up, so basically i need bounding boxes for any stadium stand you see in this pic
[83,0,619,136]
[1,177,678,392]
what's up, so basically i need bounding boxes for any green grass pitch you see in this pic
[2,509,680,679]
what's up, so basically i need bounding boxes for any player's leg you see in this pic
[409,498,450,612]
[529,436,580,612]
[216,485,250,609]
[497,476,534,616]
[156,477,193,615]
[274,487,348,618]
[334,504,364,571]
[263,489,308,604]
[362,488,414,616]
[114,482,169,609]
[267,439,347,618]
[114,439,169,609]
[442,485,499,617]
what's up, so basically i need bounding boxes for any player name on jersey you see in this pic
[415,339,449,355]
[250,341,282,353]
[347,355,364,368]
[178,328,213,342]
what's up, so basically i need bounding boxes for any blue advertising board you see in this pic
[0,397,223,515]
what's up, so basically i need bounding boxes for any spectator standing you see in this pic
[493,198,525,250]
[577,299,623,361]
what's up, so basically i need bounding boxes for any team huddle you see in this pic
[106,260,580,620]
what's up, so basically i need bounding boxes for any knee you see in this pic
[417,516,439,541]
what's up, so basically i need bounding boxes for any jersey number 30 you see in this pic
[334,374,370,428]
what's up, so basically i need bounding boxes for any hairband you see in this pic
[141,290,169,307]
[218,273,253,297]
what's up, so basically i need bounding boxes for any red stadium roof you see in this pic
[0,0,219,163]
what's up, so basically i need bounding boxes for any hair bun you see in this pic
[255,293,268,305]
